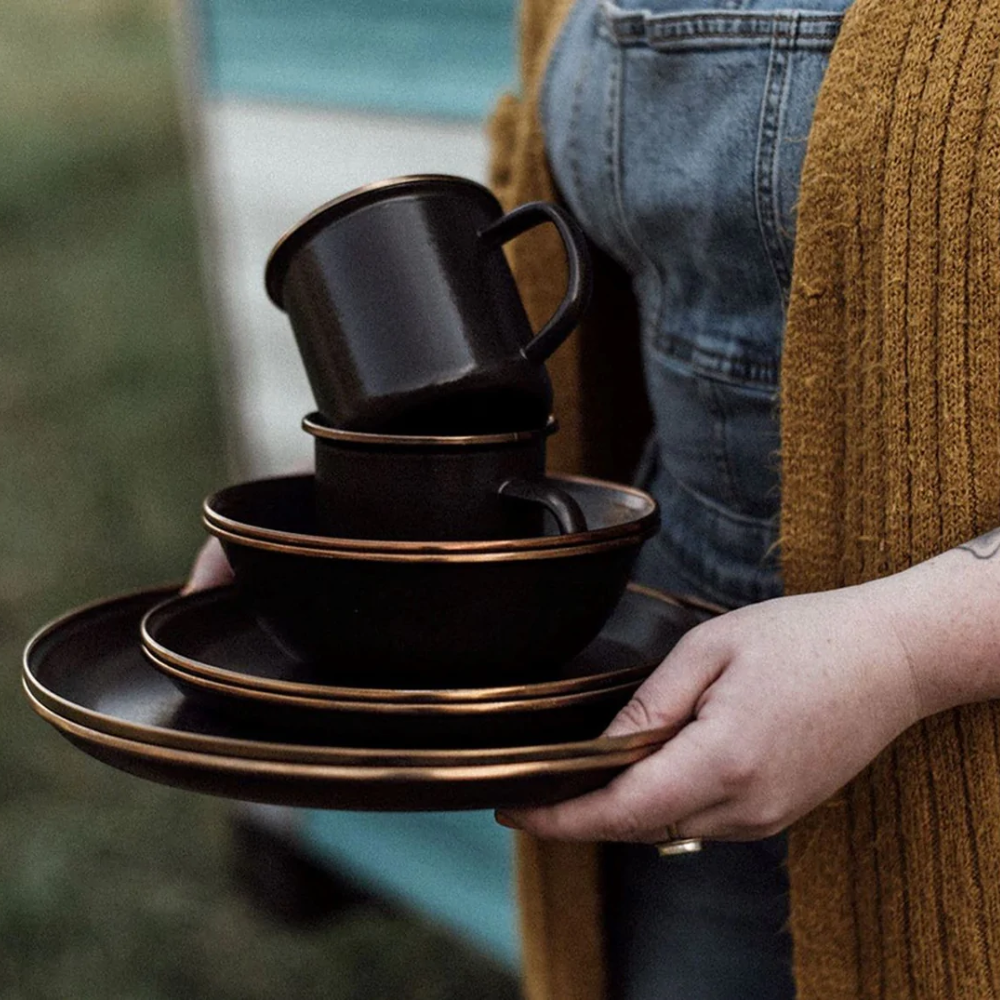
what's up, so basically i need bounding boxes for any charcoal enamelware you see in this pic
[264,175,593,434]
[30,692,668,812]
[144,650,644,747]
[203,475,659,685]
[21,588,683,811]
[141,583,711,703]
[304,413,586,540]
[203,472,656,554]
[23,586,690,762]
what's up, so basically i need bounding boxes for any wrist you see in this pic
[872,547,1000,717]
[837,578,927,733]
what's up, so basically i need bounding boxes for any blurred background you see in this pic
[0,0,522,995]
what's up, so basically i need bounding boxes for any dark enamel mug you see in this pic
[265,175,592,434]
[303,413,587,541]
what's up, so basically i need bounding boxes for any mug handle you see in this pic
[479,202,594,364]
[498,478,588,535]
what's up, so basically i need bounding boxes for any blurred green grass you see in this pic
[0,2,517,997]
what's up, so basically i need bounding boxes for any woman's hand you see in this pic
[181,537,234,594]
[499,581,926,843]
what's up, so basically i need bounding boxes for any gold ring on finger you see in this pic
[654,823,704,857]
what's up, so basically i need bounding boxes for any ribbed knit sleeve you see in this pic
[781,0,1000,995]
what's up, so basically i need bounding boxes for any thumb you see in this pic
[604,622,727,737]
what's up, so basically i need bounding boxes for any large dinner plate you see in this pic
[24,587,685,766]
[26,688,669,811]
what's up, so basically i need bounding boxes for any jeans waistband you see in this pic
[600,2,844,49]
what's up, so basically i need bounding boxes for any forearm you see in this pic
[870,527,1000,719]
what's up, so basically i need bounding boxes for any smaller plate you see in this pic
[27,688,665,812]
[143,648,644,746]
[141,583,708,703]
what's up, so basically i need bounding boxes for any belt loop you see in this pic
[601,1,647,45]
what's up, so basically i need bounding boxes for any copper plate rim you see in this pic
[202,473,658,555]
[265,174,498,308]
[143,649,643,716]
[27,686,668,781]
[20,585,677,766]
[139,582,672,704]
[23,673,677,767]
[302,412,558,447]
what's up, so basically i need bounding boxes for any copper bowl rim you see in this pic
[139,582,689,704]
[205,518,653,563]
[303,412,558,448]
[202,473,658,557]
[265,174,499,309]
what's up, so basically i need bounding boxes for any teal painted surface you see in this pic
[301,810,519,969]
[196,0,517,119]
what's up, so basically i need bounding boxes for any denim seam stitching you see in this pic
[644,530,782,607]
[563,4,600,219]
[755,18,795,308]
[656,456,782,529]
[602,32,620,255]
[600,6,842,48]
[774,35,798,306]
[606,10,843,32]
[538,0,581,140]
[649,336,781,386]
[703,364,743,513]
[607,34,667,340]
[773,14,807,296]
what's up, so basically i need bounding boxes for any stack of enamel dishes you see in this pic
[22,176,725,810]
[23,584,719,810]
[199,468,661,686]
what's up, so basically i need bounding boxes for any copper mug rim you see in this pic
[302,411,558,448]
[265,174,497,310]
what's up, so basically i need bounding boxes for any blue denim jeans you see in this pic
[541,1,852,996]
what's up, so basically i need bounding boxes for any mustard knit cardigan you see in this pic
[489,0,1000,997]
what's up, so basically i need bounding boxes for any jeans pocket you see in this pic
[604,1,850,340]
[644,345,781,521]
[540,0,851,606]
